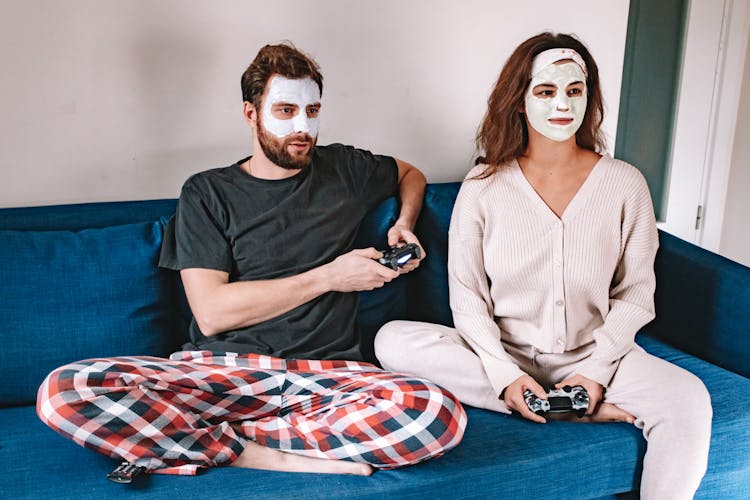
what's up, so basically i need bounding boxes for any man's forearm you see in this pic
[394,161,426,231]
[182,266,332,337]
[182,248,399,337]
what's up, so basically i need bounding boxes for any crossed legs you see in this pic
[37,351,466,476]
[376,320,712,499]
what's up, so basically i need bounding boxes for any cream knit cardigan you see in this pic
[448,154,659,395]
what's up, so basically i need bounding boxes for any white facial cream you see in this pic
[524,62,587,142]
[261,76,321,138]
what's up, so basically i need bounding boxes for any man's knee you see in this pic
[424,381,467,452]
[389,377,467,458]
[38,362,78,396]
[37,363,82,426]
[37,360,106,424]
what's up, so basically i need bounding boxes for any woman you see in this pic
[375,32,712,499]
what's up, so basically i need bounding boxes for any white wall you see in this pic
[0,1,630,207]
[720,33,750,267]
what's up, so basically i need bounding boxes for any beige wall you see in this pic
[720,34,750,267]
[0,1,630,207]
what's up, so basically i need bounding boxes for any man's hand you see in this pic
[502,374,548,424]
[386,224,426,274]
[324,248,399,292]
[554,374,635,424]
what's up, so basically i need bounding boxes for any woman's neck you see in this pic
[520,136,581,171]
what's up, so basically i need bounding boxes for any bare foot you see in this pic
[230,440,373,476]
[585,402,635,424]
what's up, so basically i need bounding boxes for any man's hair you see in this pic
[474,32,605,176]
[241,42,323,110]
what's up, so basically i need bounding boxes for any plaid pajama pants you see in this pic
[37,351,466,475]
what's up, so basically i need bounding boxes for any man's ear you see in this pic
[243,101,257,127]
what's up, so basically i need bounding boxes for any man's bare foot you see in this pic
[230,440,373,476]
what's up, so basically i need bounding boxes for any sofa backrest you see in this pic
[3,182,747,408]
[0,196,411,406]
[357,183,462,361]
[0,199,179,231]
[405,183,461,327]
[0,200,189,407]
[408,184,750,379]
[647,231,750,378]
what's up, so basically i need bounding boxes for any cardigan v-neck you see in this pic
[511,154,606,223]
[447,154,659,394]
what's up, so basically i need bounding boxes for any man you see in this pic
[37,43,465,478]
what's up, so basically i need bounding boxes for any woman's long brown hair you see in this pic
[474,33,606,178]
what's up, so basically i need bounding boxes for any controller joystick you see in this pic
[376,243,421,270]
[523,385,590,418]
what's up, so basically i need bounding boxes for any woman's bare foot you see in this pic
[584,402,636,424]
[230,440,373,476]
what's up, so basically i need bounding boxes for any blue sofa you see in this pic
[1,182,748,499]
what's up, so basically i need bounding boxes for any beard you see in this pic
[257,116,316,170]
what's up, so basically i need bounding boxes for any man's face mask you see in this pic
[261,76,321,139]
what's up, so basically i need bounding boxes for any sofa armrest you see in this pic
[644,230,750,378]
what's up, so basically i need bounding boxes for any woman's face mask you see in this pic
[524,61,587,142]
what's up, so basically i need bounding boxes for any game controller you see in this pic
[107,461,146,484]
[523,385,590,418]
[376,243,421,270]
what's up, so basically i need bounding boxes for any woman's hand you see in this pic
[555,374,604,415]
[503,374,548,423]
[555,374,635,424]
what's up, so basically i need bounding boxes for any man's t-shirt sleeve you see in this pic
[334,144,399,209]
[158,180,233,273]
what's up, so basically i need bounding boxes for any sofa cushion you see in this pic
[650,231,750,378]
[636,334,750,498]
[407,183,461,327]
[5,335,746,499]
[354,197,407,364]
[0,221,183,407]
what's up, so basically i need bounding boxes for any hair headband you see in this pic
[530,48,588,78]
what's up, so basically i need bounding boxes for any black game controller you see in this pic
[523,385,590,418]
[376,243,422,270]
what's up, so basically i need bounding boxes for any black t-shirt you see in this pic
[159,143,399,360]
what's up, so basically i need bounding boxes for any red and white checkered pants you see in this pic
[37,351,466,475]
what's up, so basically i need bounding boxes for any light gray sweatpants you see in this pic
[375,320,712,500]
